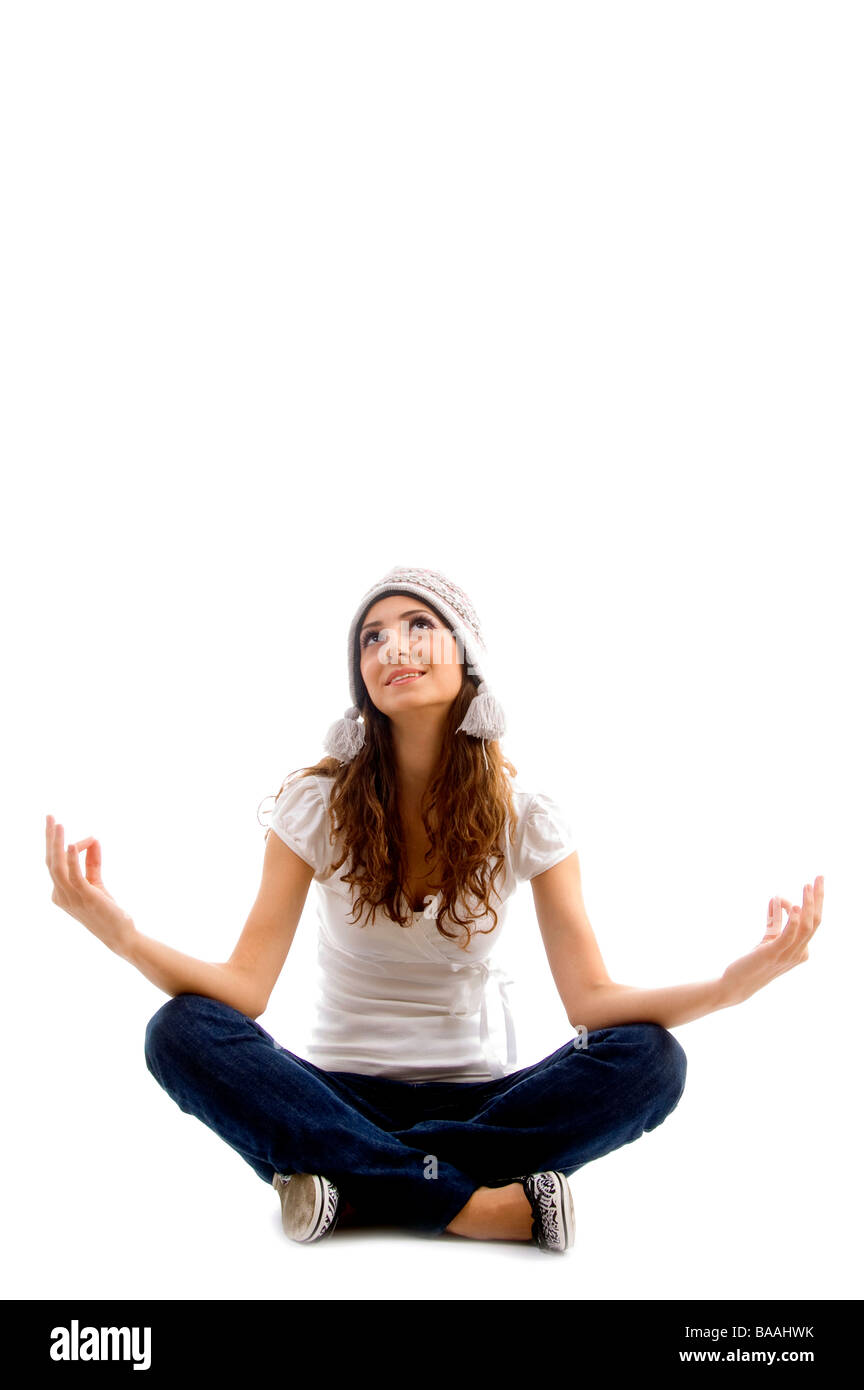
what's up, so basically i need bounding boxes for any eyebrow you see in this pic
[360,608,435,635]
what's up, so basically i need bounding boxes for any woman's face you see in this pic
[358,593,466,721]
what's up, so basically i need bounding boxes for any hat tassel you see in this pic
[323,706,365,762]
[456,682,506,741]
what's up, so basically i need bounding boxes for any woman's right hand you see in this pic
[45,814,136,958]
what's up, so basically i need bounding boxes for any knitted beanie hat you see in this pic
[323,565,506,763]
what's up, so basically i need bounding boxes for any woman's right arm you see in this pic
[45,814,314,1019]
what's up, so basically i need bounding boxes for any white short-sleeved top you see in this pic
[267,773,578,1083]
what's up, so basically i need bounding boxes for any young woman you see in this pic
[44,565,823,1254]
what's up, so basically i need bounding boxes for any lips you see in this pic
[387,670,426,686]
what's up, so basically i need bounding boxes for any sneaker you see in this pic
[272,1172,344,1243]
[518,1171,575,1253]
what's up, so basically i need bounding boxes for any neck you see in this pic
[390,715,447,808]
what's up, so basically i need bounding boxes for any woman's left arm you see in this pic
[531,854,824,1032]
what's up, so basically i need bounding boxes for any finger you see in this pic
[84,839,103,886]
[764,897,783,939]
[787,887,810,939]
[802,882,822,938]
[75,835,97,871]
[784,904,808,952]
[66,842,88,890]
[773,902,799,945]
[50,822,70,887]
[813,874,824,927]
[46,816,58,871]
[800,883,818,937]
[803,882,814,926]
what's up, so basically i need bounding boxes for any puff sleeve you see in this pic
[268,776,334,882]
[513,791,578,882]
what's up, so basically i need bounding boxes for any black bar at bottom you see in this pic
[5,1297,858,1373]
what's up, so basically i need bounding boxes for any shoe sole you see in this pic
[273,1173,334,1243]
[550,1171,575,1251]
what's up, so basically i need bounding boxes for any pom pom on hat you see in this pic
[323,706,365,762]
[455,682,506,740]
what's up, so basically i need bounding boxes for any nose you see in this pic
[391,623,416,662]
[368,626,405,674]
[383,624,424,674]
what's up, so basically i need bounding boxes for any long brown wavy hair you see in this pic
[263,664,519,951]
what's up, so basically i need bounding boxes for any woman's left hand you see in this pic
[720,877,824,1007]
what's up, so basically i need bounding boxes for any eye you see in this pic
[361,616,436,648]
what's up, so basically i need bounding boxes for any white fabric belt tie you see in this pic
[421,891,516,1079]
[444,959,517,1079]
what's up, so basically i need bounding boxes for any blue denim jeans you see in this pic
[144,994,687,1237]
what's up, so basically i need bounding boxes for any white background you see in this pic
[3,1,861,1303]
